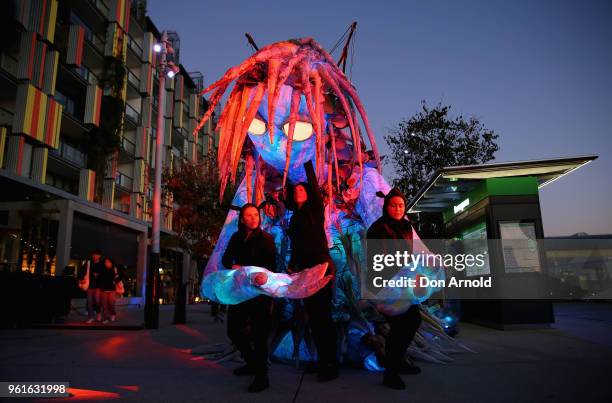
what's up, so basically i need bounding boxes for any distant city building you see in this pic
[0,0,218,304]
[545,233,612,299]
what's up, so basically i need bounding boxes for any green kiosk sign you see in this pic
[407,155,597,329]
[442,176,539,224]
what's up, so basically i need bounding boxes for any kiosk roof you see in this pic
[407,155,597,213]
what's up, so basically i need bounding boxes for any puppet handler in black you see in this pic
[366,187,423,390]
[284,160,339,382]
[222,203,277,393]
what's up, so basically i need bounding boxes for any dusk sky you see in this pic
[148,0,611,236]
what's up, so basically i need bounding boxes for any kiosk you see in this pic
[407,155,597,329]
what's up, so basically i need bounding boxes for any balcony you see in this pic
[66,10,105,61]
[88,0,110,17]
[45,171,78,195]
[50,141,88,168]
[127,35,143,58]
[126,68,141,99]
[0,106,13,127]
[115,172,134,191]
[55,91,78,118]
[73,65,99,85]
[54,90,88,139]
[85,30,105,55]
[115,202,130,214]
[120,136,136,157]
[125,103,141,125]
[171,127,185,150]
[127,69,140,89]
[0,52,18,76]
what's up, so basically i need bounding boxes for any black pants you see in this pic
[302,256,338,370]
[227,295,272,374]
[384,304,422,372]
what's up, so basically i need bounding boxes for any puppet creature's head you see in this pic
[194,37,381,203]
[246,84,320,183]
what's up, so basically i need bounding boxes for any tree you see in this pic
[162,154,236,262]
[82,57,126,201]
[385,101,499,236]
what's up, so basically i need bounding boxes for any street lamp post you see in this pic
[145,31,178,329]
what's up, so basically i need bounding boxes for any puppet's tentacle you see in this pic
[201,263,331,304]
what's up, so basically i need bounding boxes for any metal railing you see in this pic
[116,203,130,214]
[0,106,13,126]
[121,136,136,155]
[86,31,105,54]
[50,141,87,168]
[127,69,140,89]
[0,52,18,76]
[124,103,140,124]
[73,65,99,85]
[115,172,134,190]
[127,35,143,57]
[88,0,110,16]
[70,10,105,54]
[54,91,77,117]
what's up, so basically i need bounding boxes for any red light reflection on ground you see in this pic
[115,385,140,392]
[45,387,121,401]
[93,336,128,360]
[175,324,209,343]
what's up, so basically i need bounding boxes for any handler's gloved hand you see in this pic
[250,272,268,286]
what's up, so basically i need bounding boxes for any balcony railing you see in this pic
[0,106,14,126]
[127,35,143,57]
[125,103,140,124]
[55,91,77,117]
[116,203,130,214]
[115,172,133,190]
[74,65,99,85]
[0,52,18,76]
[50,141,87,168]
[88,0,110,16]
[127,69,140,89]
[69,11,104,54]
[121,136,136,155]
[86,31,105,54]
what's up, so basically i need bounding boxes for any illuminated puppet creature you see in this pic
[195,37,440,315]
[187,37,470,369]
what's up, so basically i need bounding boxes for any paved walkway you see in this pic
[1,303,611,402]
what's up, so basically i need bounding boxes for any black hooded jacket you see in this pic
[366,187,414,253]
[365,188,415,295]
[287,160,330,271]
[222,204,277,272]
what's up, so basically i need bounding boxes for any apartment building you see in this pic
[0,0,218,304]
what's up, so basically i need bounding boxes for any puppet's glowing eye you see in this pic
[247,118,266,135]
[282,121,314,141]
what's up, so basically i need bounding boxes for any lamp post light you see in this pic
[145,31,178,329]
